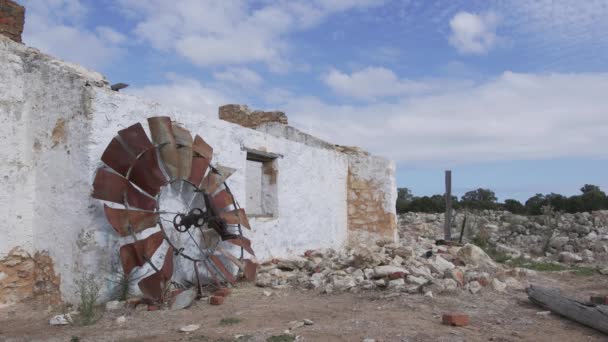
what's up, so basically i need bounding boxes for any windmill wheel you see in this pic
[92,116,257,303]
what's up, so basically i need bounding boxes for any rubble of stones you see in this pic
[256,239,530,296]
[400,210,608,267]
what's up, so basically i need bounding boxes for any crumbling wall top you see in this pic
[219,104,288,128]
[0,0,25,43]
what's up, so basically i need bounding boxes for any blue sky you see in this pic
[19,0,608,202]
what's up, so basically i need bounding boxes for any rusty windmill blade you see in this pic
[128,149,167,196]
[92,168,157,210]
[242,259,258,281]
[103,204,158,237]
[118,122,154,156]
[119,231,165,276]
[208,255,237,285]
[225,236,255,256]
[201,165,236,194]
[148,116,179,179]
[188,135,213,187]
[216,246,258,281]
[211,190,234,211]
[138,246,174,301]
[219,208,251,229]
[101,138,135,176]
[171,123,193,180]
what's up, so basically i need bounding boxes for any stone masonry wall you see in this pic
[0,0,24,43]
[346,151,397,245]
[0,247,61,307]
[219,104,288,128]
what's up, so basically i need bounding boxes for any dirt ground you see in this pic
[1,272,607,342]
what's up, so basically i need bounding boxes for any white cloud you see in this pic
[323,67,432,99]
[126,73,229,118]
[96,26,127,45]
[448,11,500,55]
[277,71,608,164]
[213,67,263,87]
[117,0,385,69]
[130,70,608,166]
[21,0,126,69]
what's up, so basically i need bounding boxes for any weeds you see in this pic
[219,317,242,326]
[75,273,101,326]
[472,240,596,276]
[266,335,295,342]
[109,271,132,301]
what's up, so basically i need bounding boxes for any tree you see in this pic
[545,193,568,212]
[503,199,525,214]
[525,193,546,215]
[396,187,414,213]
[460,188,497,210]
[579,184,607,212]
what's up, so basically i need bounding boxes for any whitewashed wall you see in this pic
[0,36,399,304]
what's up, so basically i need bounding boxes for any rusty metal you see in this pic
[128,149,167,196]
[242,259,258,281]
[172,123,193,179]
[188,156,211,188]
[211,190,234,211]
[138,246,174,300]
[219,208,251,229]
[119,231,165,275]
[94,117,257,305]
[192,135,213,160]
[103,204,158,237]
[209,255,236,285]
[148,116,179,179]
[118,123,154,155]
[226,236,255,256]
[101,138,135,176]
[201,165,235,194]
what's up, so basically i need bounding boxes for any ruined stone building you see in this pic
[0,3,396,306]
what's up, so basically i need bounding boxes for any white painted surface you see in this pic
[0,36,393,304]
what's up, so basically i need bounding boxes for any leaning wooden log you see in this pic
[527,285,608,335]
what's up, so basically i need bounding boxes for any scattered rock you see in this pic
[49,314,71,326]
[115,315,126,324]
[179,324,200,333]
[373,265,409,278]
[467,281,482,294]
[491,279,506,293]
[171,288,197,310]
[558,252,583,263]
[105,300,124,311]
[457,244,497,270]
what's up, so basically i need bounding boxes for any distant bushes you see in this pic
[396,184,608,215]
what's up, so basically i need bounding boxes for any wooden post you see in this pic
[444,170,452,241]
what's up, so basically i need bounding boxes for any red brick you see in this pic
[147,304,160,311]
[213,288,231,297]
[388,272,406,280]
[442,313,470,327]
[210,295,224,305]
[478,278,490,287]
[0,0,25,43]
[450,270,464,286]
[590,296,608,305]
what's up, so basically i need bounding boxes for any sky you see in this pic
[18,0,608,202]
